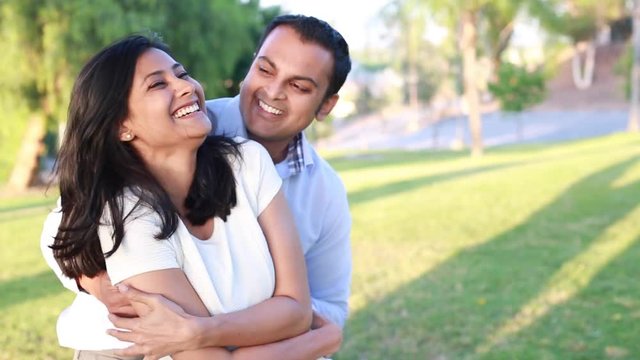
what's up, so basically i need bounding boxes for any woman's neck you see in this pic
[141,149,197,215]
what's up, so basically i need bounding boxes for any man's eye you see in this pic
[178,72,189,79]
[292,83,310,92]
[259,66,270,74]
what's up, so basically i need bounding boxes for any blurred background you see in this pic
[2,0,640,359]
[0,0,638,187]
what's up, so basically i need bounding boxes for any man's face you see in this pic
[239,25,338,150]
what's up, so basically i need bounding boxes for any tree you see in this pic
[380,0,430,131]
[488,62,546,140]
[0,0,277,190]
[481,0,523,80]
[531,0,627,89]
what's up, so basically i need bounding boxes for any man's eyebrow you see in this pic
[257,56,318,88]
[142,63,183,83]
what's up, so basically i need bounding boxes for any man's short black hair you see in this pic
[256,14,351,100]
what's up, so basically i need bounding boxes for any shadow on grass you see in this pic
[340,156,640,359]
[327,150,467,173]
[348,161,522,206]
[501,235,640,358]
[328,133,640,175]
[0,270,66,310]
[0,200,55,213]
[346,135,640,207]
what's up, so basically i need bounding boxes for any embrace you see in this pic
[41,14,352,360]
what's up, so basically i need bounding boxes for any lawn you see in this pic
[2,134,640,359]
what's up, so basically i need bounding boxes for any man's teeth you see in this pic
[174,103,200,118]
[259,100,283,115]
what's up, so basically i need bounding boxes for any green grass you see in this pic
[2,134,640,359]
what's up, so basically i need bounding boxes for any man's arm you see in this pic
[307,185,352,327]
[40,201,136,315]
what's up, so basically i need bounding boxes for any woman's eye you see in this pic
[178,72,189,79]
[149,81,166,89]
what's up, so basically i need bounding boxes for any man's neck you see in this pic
[247,134,292,164]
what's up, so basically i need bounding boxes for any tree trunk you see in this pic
[629,0,640,132]
[7,114,45,191]
[406,19,420,132]
[460,10,483,156]
[491,22,514,82]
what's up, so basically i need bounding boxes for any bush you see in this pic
[488,63,546,112]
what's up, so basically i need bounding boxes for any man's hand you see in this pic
[78,272,136,317]
[107,285,201,360]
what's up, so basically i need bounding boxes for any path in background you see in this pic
[318,44,631,152]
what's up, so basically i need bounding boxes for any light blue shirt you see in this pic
[207,96,352,327]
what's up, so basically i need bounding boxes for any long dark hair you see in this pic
[51,35,239,279]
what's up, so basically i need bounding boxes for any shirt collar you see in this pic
[282,132,314,177]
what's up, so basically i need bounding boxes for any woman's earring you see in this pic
[122,132,134,141]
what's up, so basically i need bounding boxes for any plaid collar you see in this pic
[285,133,305,176]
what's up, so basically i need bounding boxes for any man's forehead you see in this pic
[257,27,333,82]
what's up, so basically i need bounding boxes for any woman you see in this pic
[49,35,339,359]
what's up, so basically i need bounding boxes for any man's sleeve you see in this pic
[306,186,352,328]
[40,203,80,293]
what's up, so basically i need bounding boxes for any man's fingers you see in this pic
[117,284,158,307]
[107,328,137,343]
[108,313,139,331]
[113,344,145,357]
[111,304,138,318]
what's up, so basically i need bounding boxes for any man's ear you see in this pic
[316,94,339,122]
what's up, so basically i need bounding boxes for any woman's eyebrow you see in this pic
[143,63,183,82]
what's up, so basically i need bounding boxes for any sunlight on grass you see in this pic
[610,160,640,189]
[477,204,640,354]
[4,134,640,359]
[345,141,635,316]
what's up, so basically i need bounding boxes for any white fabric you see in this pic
[207,97,352,327]
[42,139,281,350]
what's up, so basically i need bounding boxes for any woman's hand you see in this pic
[108,285,204,359]
[310,312,343,356]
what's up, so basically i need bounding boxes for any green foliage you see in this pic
[489,62,546,112]
[531,0,627,43]
[381,0,446,106]
[0,0,281,185]
[614,43,632,99]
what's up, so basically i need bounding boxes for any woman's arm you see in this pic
[110,286,341,360]
[193,189,312,347]
[110,190,311,356]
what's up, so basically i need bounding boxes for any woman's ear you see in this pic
[119,124,135,142]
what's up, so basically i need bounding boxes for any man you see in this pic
[42,14,352,358]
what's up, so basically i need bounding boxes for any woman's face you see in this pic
[120,48,211,155]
